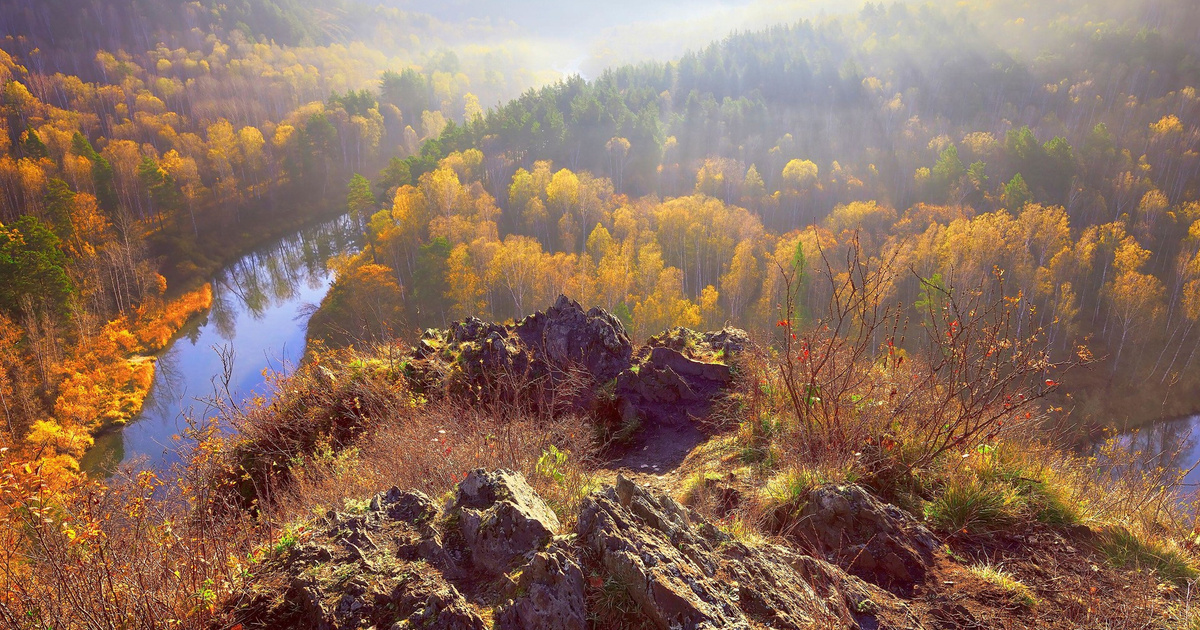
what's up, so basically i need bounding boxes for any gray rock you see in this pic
[226,471,914,630]
[513,294,633,383]
[576,475,877,629]
[794,484,938,591]
[453,469,560,575]
[495,542,588,630]
[403,295,632,410]
[390,588,488,630]
[615,345,734,433]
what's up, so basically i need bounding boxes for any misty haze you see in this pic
[2,1,1200,628]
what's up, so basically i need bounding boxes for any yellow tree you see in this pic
[781,158,819,224]
[1105,268,1164,373]
[546,168,580,249]
[721,239,760,322]
[489,235,545,317]
[699,285,721,329]
[375,184,428,281]
[445,243,486,319]
[633,266,700,339]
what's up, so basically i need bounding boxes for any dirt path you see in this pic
[606,415,706,477]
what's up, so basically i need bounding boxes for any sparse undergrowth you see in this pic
[5,295,1200,629]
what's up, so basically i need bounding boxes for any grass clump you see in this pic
[716,514,768,546]
[967,563,1038,608]
[759,468,825,509]
[967,445,1083,526]
[925,477,1020,534]
[678,470,725,506]
[1098,526,1198,587]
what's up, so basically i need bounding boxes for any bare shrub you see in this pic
[768,230,1083,473]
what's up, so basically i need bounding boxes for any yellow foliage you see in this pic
[1151,114,1184,137]
[25,420,93,458]
[134,283,214,352]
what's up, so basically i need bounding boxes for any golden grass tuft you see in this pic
[967,563,1039,608]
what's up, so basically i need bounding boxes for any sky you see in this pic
[393,0,860,78]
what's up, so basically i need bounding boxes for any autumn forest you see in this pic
[3,0,1200,626]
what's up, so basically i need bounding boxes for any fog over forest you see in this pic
[6,1,1200,628]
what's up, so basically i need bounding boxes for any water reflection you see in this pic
[1104,416,1200,499]
[79,216,357,475]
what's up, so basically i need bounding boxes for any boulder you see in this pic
[615,346,734,431]
[495,542,588,630]
[794,484,938,591]
[452,469,561,575]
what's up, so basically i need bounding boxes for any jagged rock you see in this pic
[372,486,439,526]
[374,488,464,577]
[495,542,588,630]
[227,471,917,630]
[452,469,561,575]
[388,589,488,630]
[404,300,747,459]
[616,345,734,429]
[795,484,938,591]
[233,487,486,630]
[577,478,747,629]
[513,294,633,383]
[642,326,751,360]
[577,475,882,630]
[404,296,631,409]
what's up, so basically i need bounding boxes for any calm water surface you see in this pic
[1113,414,1200,496]
[80,217,356,474]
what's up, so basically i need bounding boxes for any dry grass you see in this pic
[1,339,602,629]
[273,405,598,529]
[677,233,1200,601]
[967,563,1039,608]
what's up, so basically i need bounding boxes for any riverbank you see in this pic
[151,195,348,297]
[80,216,357,475]
[1056,361,1200,443]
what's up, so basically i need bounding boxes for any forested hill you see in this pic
[424,0,1200,207]
[0,0,565,482]
[0,0,335,67]
[316,0,1200,431]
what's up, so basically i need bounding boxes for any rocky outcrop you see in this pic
[611,327,748,469]
[230,489,487,630]
[641,326,751,360]
[451,469,561,575]
[794,484,938,592]
[225,471,910,630]
[512,294,633,383]
[615,346,734,425]
[577,475,885,630]
[495,542,588,630]
[406,296,632,405]
[403,297,749,460]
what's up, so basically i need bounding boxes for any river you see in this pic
[78,213,1200,496]
[1110,414,1200,495]
[79,216,358,475]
